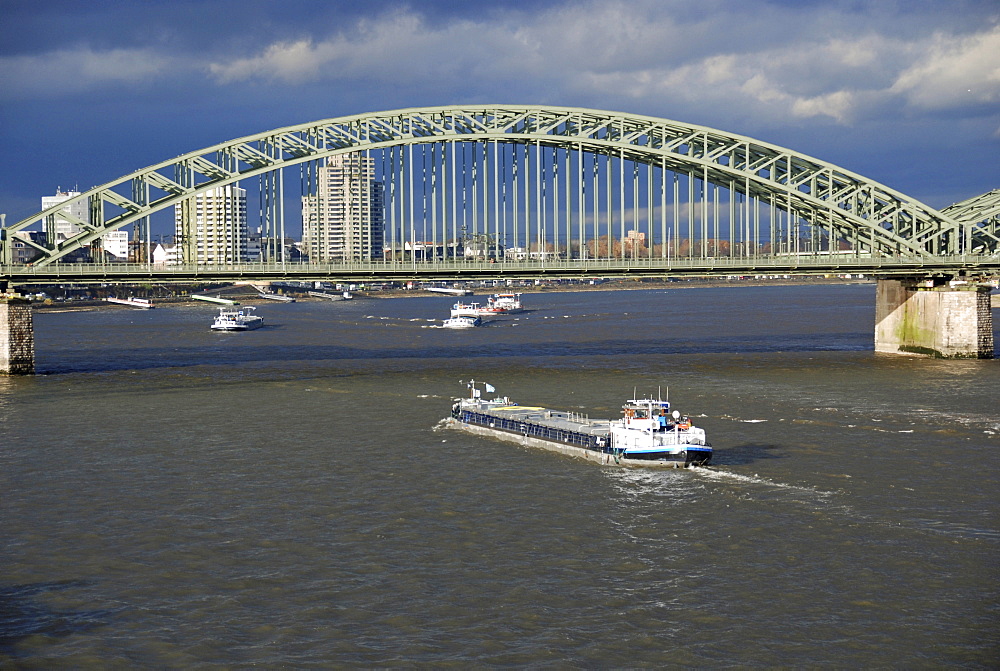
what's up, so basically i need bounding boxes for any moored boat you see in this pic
[105,297,154,308]
[192,294,238,305]
[427,287,473,296]
[448,381,711,467]
[210,306,263,331]
[258,292,295,302]
[309,290,353,301]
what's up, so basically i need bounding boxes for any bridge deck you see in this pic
[3,255,996,286]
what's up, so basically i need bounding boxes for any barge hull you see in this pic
[447,418,689,468]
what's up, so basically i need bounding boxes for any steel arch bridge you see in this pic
[2,104,998,282]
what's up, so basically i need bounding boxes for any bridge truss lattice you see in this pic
[2,105,998,275]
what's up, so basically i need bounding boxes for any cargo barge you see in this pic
[448,381,711,467]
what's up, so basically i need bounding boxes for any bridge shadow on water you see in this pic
[0,581,117,657]
[34,333,872,375]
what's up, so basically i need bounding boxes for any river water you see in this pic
[2,283,998,667]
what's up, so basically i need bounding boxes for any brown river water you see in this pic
[2,283,998,667]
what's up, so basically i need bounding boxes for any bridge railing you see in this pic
[2,254,997,284]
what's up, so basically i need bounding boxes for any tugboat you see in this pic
[210,306,264,331]
[448,381,711,467]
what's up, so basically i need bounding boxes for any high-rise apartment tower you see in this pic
[174,184,248,264]
[301,154,384,262]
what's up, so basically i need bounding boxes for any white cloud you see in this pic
[791,91,858,124]
[0,47,173,100]
[4,0,999,132]
[208,11,479,85]
[209,39,325,84]
[563,15,999,126]
[891,26,1000,109]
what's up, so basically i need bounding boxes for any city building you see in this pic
[403,241,447,261]
[174,184,248,264]
[101,230,129,260]
[504,246,528,261]
[301,154,384,262]
[246,229,263,262]
[9,231,47,265]
[151,243,181,266]
[41,188,90,241]
[625,229,646,245]
[41,188,130,260]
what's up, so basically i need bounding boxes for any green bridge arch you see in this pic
[3,104,999,267]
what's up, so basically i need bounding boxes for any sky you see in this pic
[1,0,998,229]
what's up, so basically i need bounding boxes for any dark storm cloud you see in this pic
[0,0,997,220]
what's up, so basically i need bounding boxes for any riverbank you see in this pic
[25,276,875,311]
[363,276,874,299]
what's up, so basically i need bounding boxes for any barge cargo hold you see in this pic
[448,381,711,467]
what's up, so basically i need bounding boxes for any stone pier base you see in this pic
[875,279,994,359]
[0,298,35,374]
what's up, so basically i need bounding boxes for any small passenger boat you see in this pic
[448,381,711,467]
[210,306,263,331]
[442,315,482,329]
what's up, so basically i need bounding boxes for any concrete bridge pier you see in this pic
[0,297,35,375]
[875,278,994,359]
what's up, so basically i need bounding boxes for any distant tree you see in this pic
[586,235,621,258]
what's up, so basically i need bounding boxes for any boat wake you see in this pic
[689,465,837,499]
[718,414,769,423]
[431,418,452,432]
[604,463,835,502]
[686,468,998,543]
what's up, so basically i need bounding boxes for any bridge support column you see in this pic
[875,278,994,359]
[0,298,35,375]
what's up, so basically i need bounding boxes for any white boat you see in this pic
[258,292,295,302]
[427,287,473,296]
[609,396,710,463]
[210,306,263,331]
[105,297,154,309]
[442,315,482,329]
[308,290,352,301]
[450,293,524,317]
[448,381,711,467]
[450,301,483,317]
[192,294,238,305]
[478,292,523,315]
